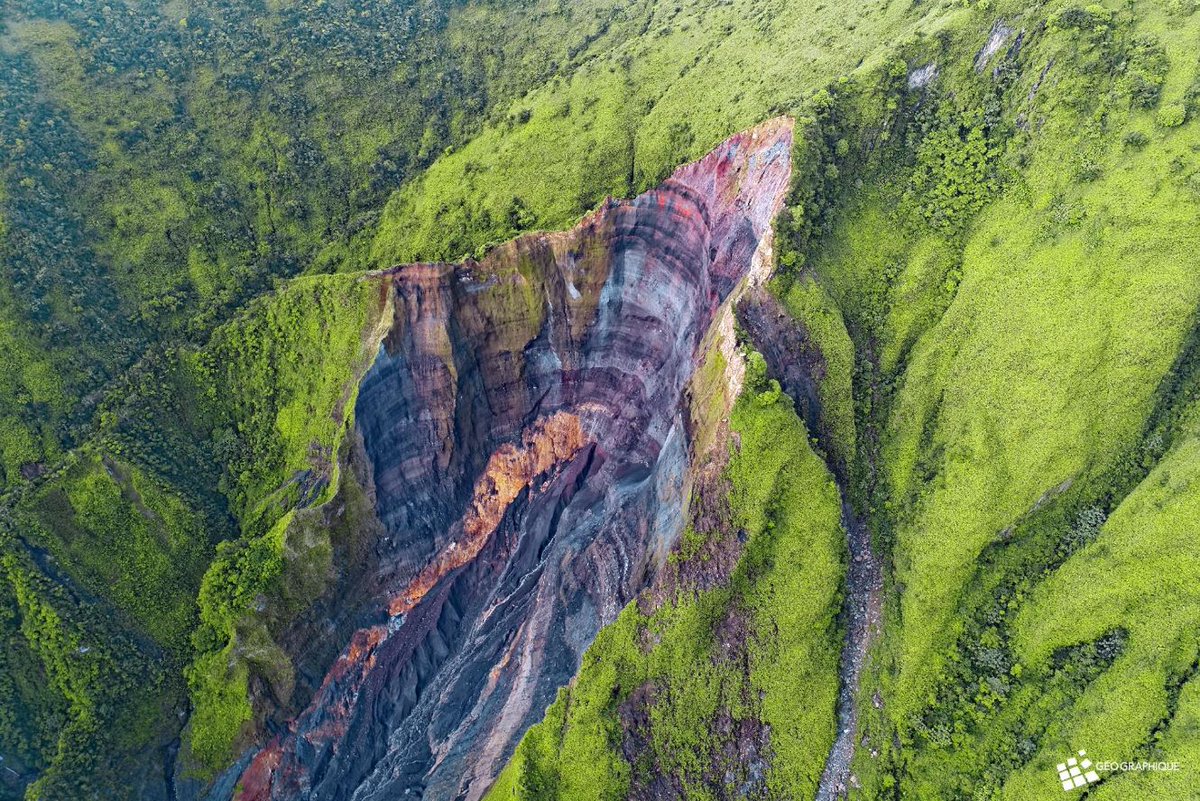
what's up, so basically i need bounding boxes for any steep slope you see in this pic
[483,353,847,801]
[0,0,665,491]
[835,6,1200,798]
[4,1,1200,800]
[0,0,963,495]
[0,274,391,800]
[369,0,967,264]
[218,118,792,801]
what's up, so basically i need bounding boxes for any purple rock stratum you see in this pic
[226,117,793,801]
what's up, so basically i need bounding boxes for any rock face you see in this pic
[230,117,792,801]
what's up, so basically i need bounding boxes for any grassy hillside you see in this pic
[0,529,168,801]
[1006,419,1200,798]
[0,0,652,489]
[0,272,387,795]
[369,0,971,263]
[787,1,1200,797]
[3,0,1199,798]
[0,1,965,794]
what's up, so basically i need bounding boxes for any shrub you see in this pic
[1122,36,1169,109]
[1123,130,1149,149]
[906,106,998,232]
[1058,506,1107,556]
[1156,103,1186,128]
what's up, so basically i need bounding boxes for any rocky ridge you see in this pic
[225,117,793,801]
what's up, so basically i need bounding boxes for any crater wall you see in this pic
[231,117,792,801]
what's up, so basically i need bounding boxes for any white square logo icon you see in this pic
[1058,751,1100,791]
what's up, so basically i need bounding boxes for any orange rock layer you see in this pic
[388,411,590,617]
[229,116,794,801]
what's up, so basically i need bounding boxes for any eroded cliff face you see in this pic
[231,117,792,801]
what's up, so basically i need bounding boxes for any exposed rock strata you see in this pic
[229,117,793,801]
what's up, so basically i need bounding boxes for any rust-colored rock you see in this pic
[225,117,793,801]
[388,411,590,617]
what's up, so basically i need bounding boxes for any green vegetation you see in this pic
[180,274,385,773]
[501,0,1200,797]
[486,359,844,801]
[0,0,661,494]
[185,513,291,772]
[1004,430,1200,798]
[4,0,1200,797]
[0,270,386,791]
[878,0,1200,744]
[756,1,1200,798]
[370,0,969,262]
[20,454,208,652]
[186,274,381,524]
[0,526,166,800]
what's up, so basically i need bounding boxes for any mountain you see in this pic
[1,0,1199,800]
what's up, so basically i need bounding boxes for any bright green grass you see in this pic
[881,9,1200,723]
[181,273,388,772]
[684,2,1200,796]
[1087,674,1200,800]
[761,2,1200,797]
[186,272,382,527]
[19,453,209,653]
[184,512,292,773]
[486,374,844,801]
[999,428,1200,799]
[733,387,845,796]
[370,0,975,263]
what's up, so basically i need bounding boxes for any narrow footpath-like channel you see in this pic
[814,501,883,801]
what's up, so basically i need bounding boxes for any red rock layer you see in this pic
[228,117,793,801]
[387,411,590,617]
